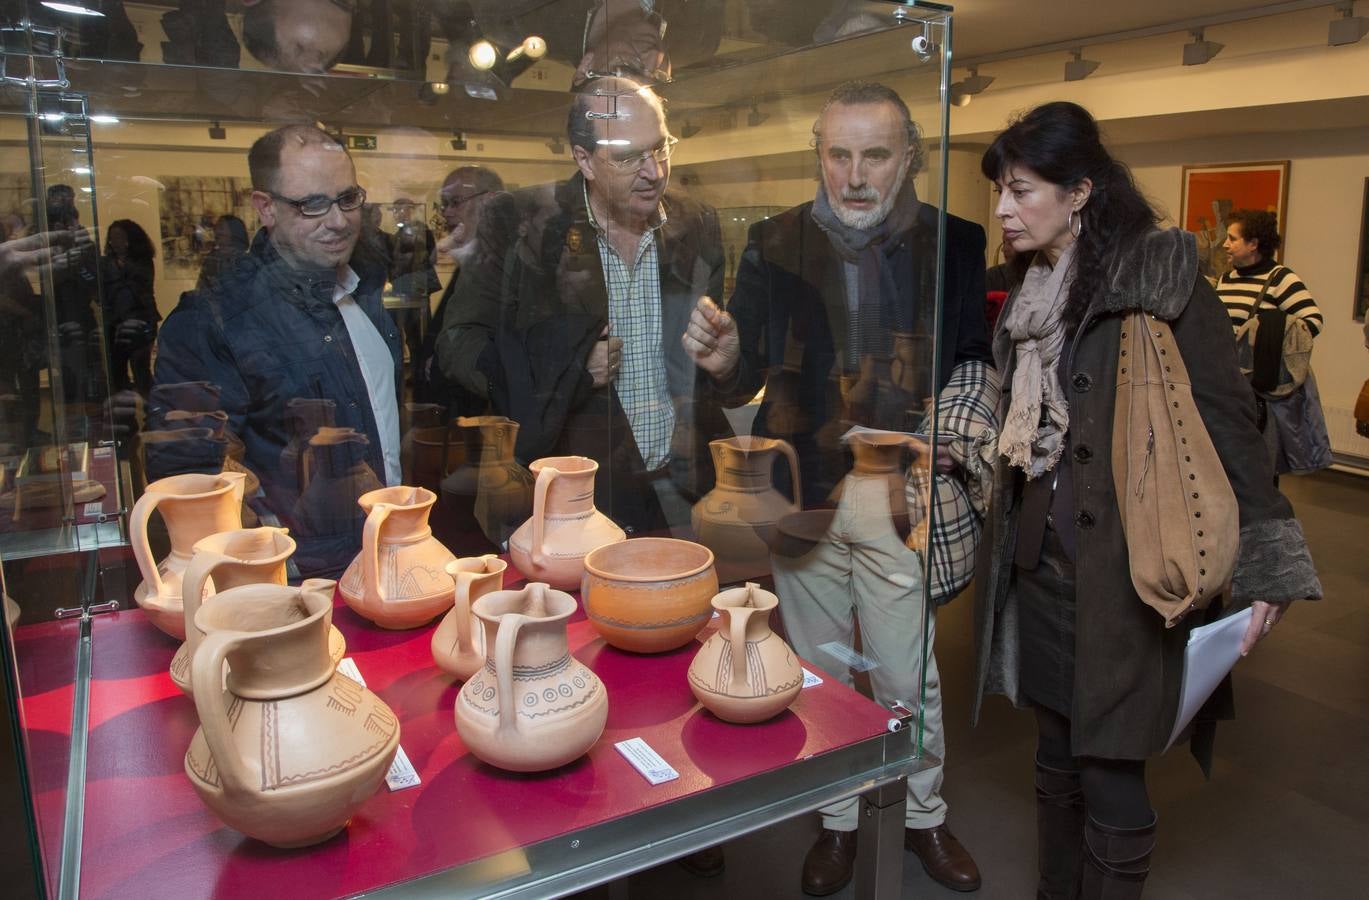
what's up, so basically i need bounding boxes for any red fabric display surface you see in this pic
[16,577,895,899]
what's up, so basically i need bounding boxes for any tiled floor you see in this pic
[607,469,1369,898]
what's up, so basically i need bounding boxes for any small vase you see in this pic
[456,583,608,772]
[687,582,803,723]
[184,579,399,848]
[691,436,800,577]
[510,456,625,590]
[339,486,457,629]
[431,555,506,680]
[130,472,246,638]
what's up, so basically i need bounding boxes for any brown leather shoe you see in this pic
[801,828,858,896]
[677,845,725,878]
[905,824,982,892]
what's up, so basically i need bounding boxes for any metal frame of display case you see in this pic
[0,2,960,897]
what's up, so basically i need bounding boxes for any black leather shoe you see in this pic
[905,824,982,892]
[802,828,858,896]
[677,845,725,877]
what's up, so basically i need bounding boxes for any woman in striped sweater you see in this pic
[1216,209,1322,336]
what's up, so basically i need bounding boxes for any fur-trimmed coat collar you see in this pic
[1096,226,1199,321]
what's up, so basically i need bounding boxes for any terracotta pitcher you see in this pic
[510,456,625,590]
[339,486,457,629]
[431,554,507,680]
[169,528,347,695]
[833,430,913,538]
[691,436,800,574]
[185,579,399,848]
[687,582,803,724]
[441,415,533,546]
[456,582,608,772]
[131,471,247,638]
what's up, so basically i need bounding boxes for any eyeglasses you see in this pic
[268,187,367,218]
[439,190,489,211]
[601,137,678,172]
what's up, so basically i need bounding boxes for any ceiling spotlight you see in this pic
[1182,29,1224,66]
[507,35,547,63]
[1329,2,1369,45]
[747,104,769,127]
[89,114,120,124]
[949,65,994,106]
[546,137,566,155]
[468,39,498,71]
[1064,49,1100,82]
[450,130,467,151]
[208,121,226,140]
[418,81,450,104]
[681,120,702,139]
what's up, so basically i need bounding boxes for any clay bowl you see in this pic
[581,538,718,653]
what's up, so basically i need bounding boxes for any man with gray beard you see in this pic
[687,81,991,895]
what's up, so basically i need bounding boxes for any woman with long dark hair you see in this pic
[972,102,1321,898]
[101,219,159,393]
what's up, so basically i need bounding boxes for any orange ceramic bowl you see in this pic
[581,538,718,653]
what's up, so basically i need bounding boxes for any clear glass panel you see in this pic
[2,1,964,894]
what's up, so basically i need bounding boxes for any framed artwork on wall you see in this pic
[1356,178,1369,322]
[1180,160,1290,279]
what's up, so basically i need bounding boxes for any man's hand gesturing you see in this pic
[683,296,739,382]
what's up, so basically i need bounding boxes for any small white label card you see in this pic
[818,641,877,672]
[614,737,679,786]
[385,745,422,791]
[82,501,104,517]
[335,658,421,791]
[801,668,824,689]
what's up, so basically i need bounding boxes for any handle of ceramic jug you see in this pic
[493,611,528,736]
[451,569,478,656]
[181,552,225,648]
[530,466,558,570]
[778,440,802,509]
[362,502,392,605]
[190,628,252,795]
[129,489,167,598]
[222,470,247,507]
[727,589,756,695]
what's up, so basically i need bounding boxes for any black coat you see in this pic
[721,199,992,504]
[972,229,1322,763]
[433,174,728,534]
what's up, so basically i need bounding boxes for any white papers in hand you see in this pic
[1165,606,1253,752]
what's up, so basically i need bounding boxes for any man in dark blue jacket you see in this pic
[152,125,401,578]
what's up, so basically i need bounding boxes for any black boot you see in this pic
[1035,758,1085,899]
[1078,812,1156,900]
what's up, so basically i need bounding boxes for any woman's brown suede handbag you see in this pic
[1113,312,1240,627]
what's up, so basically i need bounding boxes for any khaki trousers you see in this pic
[771,471,946,831]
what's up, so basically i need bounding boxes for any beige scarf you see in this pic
[998,243,1077,478]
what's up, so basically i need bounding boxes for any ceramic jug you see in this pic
[400,403,451,490]
[441,415,533,546]
[339,486,457,629]
[456,582,608,772]
[832,430,912,539]
[185,579,399,848]
[691,436,800,575]
[687,582,803,724]
[294,427,383,538]
[431,554,507,680]
[131,471,247,638]
[510,456,625,590]
[279,397,337,490]
[168,528,348,695]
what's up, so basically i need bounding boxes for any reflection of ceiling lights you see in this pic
[450,131,467,151]
[1329,2,1369,45]
[468,40,498,71]
[208,121,226,140]
[949,66,994,107]
[546,137,566,154]
[747,104,768,127]
[40,2,104,16]
[681,120,702,139]
[90,114,119,124]
[1182,29,1224,66]
[507,36,547,63]
[1064,49,1100,82]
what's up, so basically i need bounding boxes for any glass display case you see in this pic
[2,1,975,896]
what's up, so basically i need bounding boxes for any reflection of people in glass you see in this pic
[241,0,354,73]
[46,185,101,406]
[388,197,438,367]
[101,220,160,395]
[195,214,251,291]
[698,81,990,895]
[975,102,1321,897]
[434,76,727,537]
[153,125,400,577]
[0,224,52,446]
[414,165,504,408]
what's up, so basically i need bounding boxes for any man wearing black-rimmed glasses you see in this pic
[152,124,401,578]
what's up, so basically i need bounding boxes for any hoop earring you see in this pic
[1068,208,1083,238]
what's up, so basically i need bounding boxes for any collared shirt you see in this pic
[331,266,401,485]
[586,186,674,471]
